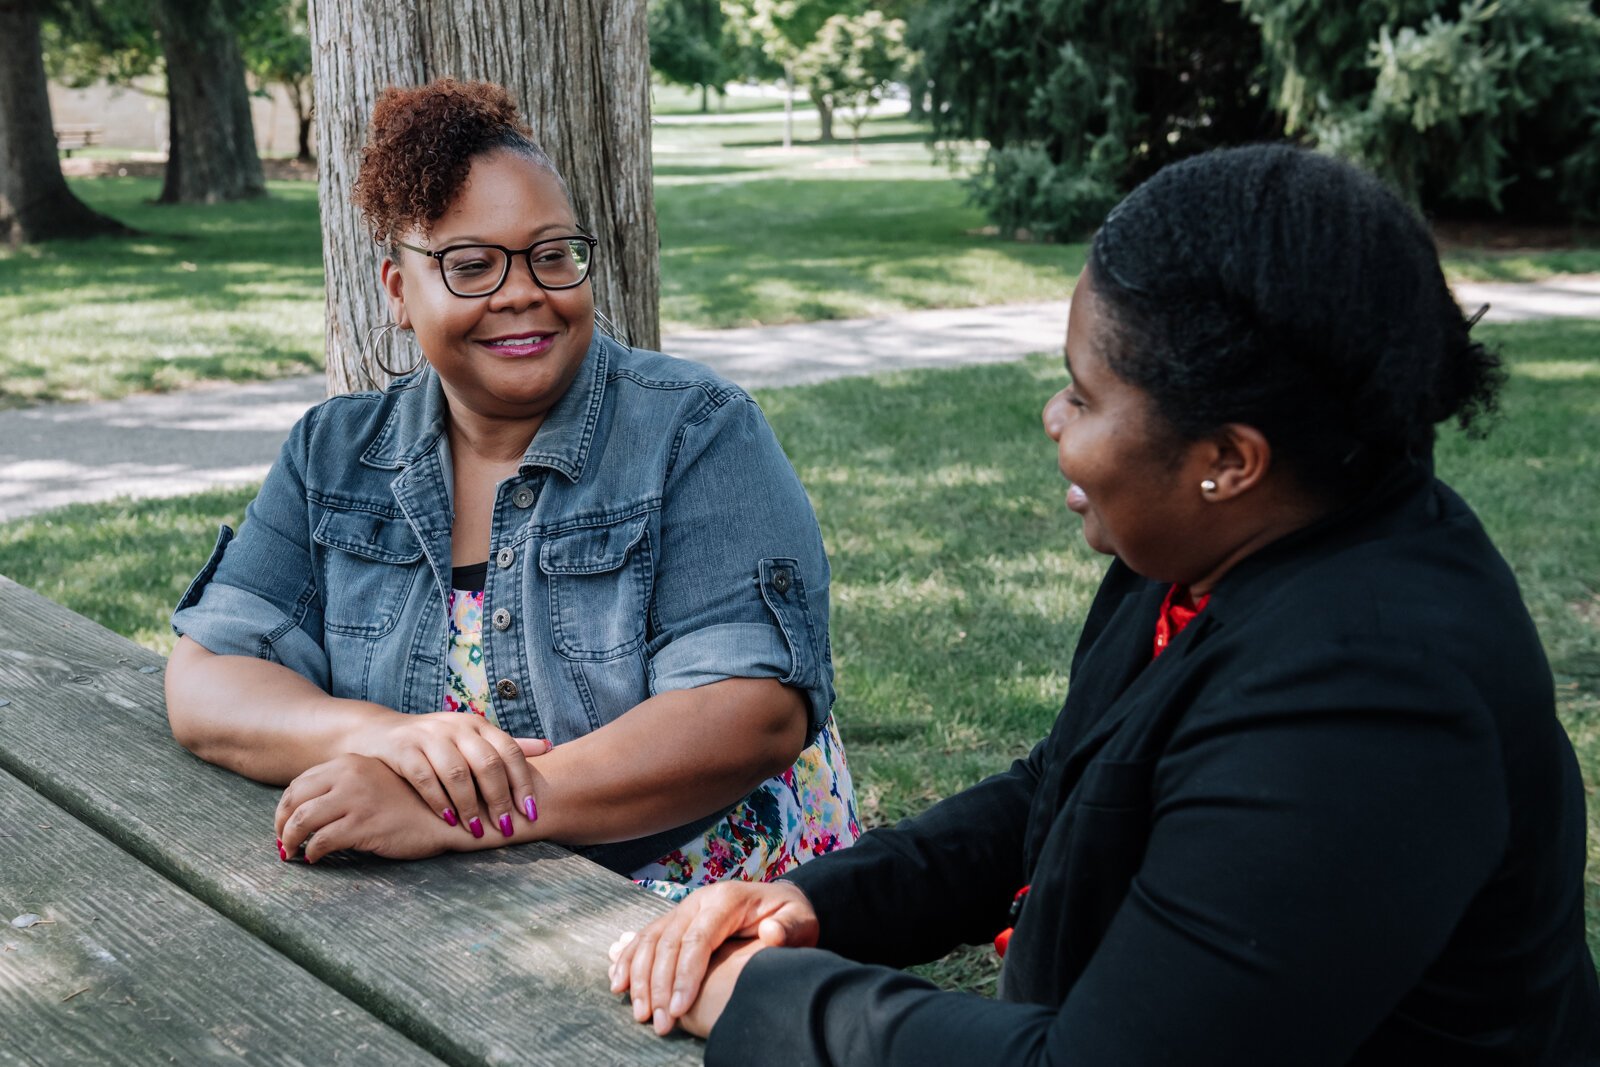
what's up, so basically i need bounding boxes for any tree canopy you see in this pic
[913,0,1600,238]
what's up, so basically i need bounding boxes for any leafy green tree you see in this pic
[722,0,851,144]
[913,0,1278,240]
[238,0,312,161]
[650,0,731,113]
[794,10,908,153]
[41,0,265,202]
[1,0,132,243]
[1243,0,1600,220]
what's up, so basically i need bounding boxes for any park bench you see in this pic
[54,124,103,157]
[0,573,694,1065]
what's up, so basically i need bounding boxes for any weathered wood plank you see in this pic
[0,575,697,1066]
[0,771,442,1066]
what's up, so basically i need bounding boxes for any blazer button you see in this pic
[495,678,520,700]
[495,546,515,568]
[492,607,512,631]
[511,486,536,509]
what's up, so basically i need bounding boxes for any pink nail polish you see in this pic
[276,839,287,862]
[498,813,514,837]
[441,807,458,827]
[468,816,484,839]
[523,796,538,822]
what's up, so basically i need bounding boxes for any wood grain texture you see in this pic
[0,575,696,1066]
[0,772,441,1066]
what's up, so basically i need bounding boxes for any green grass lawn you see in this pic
[4,111,1596,405]
[2,317,1597,993]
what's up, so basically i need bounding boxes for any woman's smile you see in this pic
[477,330,557,358]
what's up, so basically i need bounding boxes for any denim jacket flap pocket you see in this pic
[312,507,423,637]
[540,514,652,659]
[313,507,425,565]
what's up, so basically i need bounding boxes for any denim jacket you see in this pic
[172,337,834,865]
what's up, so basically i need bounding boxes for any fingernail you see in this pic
[441,807,458,827]
[653,1008,669,1034]
[277,839,287,862]
[633,996,648,1022]
[498,813,514,837]
[468,817,484,839]
[669,993,687,1016]
[523,796,538,822]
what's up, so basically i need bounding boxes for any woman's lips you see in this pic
[478,333,554,358]
[1066,483,1089,513]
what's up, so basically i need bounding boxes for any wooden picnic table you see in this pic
[0,573,698,1065]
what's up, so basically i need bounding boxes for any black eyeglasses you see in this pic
[392,233,597,298]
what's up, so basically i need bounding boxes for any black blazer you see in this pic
[708,468,1600,1065]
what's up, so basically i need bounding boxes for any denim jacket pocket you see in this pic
[540,513,653,660]
[312,507,424,638]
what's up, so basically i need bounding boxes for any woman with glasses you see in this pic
[609,145,1600,1062]
[164,79,859,897]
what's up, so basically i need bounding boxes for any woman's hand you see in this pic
[275,753,456,863]
[608,880,819,1034]
[348,711,549,840]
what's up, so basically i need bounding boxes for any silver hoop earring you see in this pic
[367,322,423,378]
[1200,479,1218,493]
[594,307,632,349]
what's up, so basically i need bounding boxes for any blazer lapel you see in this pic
[1024,578,1166,866]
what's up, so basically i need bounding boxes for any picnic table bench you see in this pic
[54,124,103,157]
[0,573,697,1065]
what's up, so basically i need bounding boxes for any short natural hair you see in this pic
[1088,144,1503,495]
[352,78,569,248]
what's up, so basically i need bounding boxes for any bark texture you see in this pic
[0,0,130,244]
[310,0,660,394]
[150,0,266,204]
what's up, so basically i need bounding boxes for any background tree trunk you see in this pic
[150,0,266,204]
[309,0,660,395]
[809,89,834,143]
[0,0,131,244]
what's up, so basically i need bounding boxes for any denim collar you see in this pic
[360,333,612,484]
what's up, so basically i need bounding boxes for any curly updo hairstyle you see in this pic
[352,78,569,250]
[1088,144,1503,497]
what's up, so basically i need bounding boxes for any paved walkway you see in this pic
[2,276,1596,523]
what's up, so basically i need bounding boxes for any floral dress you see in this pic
[444,580,860,902]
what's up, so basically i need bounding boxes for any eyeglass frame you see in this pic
[389,231,598,299]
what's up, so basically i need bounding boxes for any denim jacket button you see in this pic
[511,486,536,509]
[492,607,512,631]
[495,546,515,568]
[495,678,520,700]
[772,569,792,594]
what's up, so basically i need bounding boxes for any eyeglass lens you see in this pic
[440,238,591,296]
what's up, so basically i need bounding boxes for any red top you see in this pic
[1153,584,1210,659]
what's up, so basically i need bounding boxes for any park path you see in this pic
[2,275,1597,524]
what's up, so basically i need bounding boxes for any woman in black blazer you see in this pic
[608,145,1600,1064]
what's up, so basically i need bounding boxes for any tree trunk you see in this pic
[150,0,266,204]
[288,78,315,163]
[0,0,131,244]
[810,89,834,143]
[781,63,794,150]
[309,0,660,395]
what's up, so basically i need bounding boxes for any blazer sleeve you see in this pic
[708,637,1510,1066]
[782,740,1044,970]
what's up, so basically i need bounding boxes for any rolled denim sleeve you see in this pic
[647,394,834,732]
[170,412,331,690]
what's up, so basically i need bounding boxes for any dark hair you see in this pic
[352,78,570,249]
[1087,144,1503,495]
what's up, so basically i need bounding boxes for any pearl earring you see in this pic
[1201,479,1218,493]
